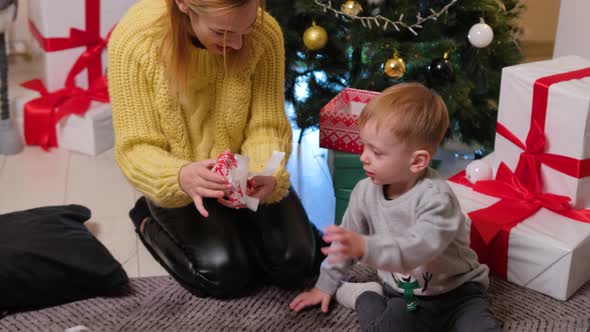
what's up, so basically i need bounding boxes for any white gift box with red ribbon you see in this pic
[319,88,380,154]
[20,0,135,152]
[27,0,136,91]
[14,91,114,156]
[445,56,590,300]
[448,156,590,301]
[494,56,590,209]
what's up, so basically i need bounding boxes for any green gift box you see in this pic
[328,150,365,224]
[334,188,352,225]
[328,150,365,190]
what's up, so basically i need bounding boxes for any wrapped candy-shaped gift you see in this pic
[212,150,285,212]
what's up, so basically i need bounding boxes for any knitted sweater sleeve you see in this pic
[107,9,192,208]
[240,14,292,204]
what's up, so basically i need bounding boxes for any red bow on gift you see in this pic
[21,78,109,150]
[450,163,590,279]
[454,163,590,245]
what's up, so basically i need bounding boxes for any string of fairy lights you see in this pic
[313,0,458,35]
[302,0,495,79]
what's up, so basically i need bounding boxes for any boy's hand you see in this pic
[321,224,366,264]
[289,288,331,313]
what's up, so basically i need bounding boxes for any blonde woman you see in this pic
[108,0,323,298]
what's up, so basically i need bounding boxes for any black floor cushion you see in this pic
[0,205,128,311]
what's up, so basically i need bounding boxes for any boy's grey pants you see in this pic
[356,282,500,332]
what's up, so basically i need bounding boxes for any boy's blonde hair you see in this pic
[358,83,449,153]
[158,0,264,96]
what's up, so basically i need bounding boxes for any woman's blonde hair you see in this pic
[358,83,449,153]
[158,0,265,96]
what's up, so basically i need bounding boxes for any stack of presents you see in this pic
[13,0,136,155]
[319,55,590,301]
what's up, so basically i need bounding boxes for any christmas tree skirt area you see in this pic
[3,265,589,331]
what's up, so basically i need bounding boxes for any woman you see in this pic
[108,0,323,298]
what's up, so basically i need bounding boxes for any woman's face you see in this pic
[175,0,259,55]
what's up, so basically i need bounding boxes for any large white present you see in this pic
[494,56,590,209]
[448,156,590,301]
[14,92,114,156]
[28,0,136,91]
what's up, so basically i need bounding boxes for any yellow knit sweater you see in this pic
[108,0,292,208]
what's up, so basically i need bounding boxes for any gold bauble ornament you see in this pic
[303,21,328,51]
[341,0,363,16]
[384,50,406,79]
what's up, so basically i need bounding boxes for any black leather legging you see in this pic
[136,189,323,299]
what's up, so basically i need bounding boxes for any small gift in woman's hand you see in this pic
[212,150,284,211]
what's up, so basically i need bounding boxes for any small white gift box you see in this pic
[14,92,114,156]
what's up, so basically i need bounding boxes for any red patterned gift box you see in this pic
[319,88,379,154]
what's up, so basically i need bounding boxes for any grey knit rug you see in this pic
[2,265,589,332]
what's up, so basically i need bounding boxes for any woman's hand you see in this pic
[216,175,276,209]
[289,288,332,313]
[179,159,233,218]
[246,175,276,200]
[216,196,247,209]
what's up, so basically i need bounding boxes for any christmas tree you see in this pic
[267,0,524,150]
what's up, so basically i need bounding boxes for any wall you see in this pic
[519,0,561,42]
[518,0,561,62]
[553,0,590,59]
[6,0,32,54]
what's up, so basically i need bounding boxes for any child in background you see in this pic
[289,83,499,332]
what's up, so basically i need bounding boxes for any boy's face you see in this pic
[359,119,415,188]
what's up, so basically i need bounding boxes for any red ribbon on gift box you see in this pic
[21,78,109,150]
[449,67,590,279]
[21,0,111,150]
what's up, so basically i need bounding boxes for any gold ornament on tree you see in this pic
[303,21,328,51]
[384,50,406,79]
[341,0,363,16]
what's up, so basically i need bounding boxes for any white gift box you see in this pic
[494,55,590,209]
[13,92,114,156]
[28,0,136,91]
[448,158,590,301]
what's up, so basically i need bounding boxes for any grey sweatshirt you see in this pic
[316,169,489,296]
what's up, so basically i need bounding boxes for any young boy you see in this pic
[289,83,500,331]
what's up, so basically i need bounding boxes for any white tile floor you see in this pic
[1,56,335,279]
